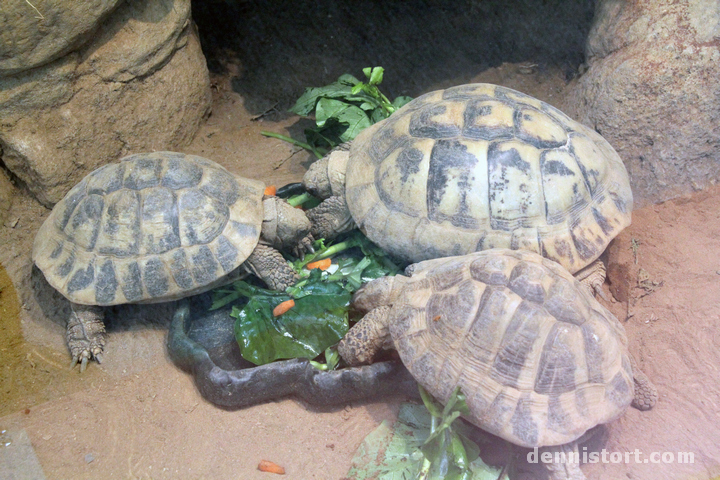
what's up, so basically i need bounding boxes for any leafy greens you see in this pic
[210,230,401,366]
[347,387,507,480]
[262,66,412,158]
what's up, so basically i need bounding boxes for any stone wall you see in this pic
[562,0,720,207]
[0,0,212,207]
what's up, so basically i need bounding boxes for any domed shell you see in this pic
[345,83,633,273]
[32,152,265,306]
[389,249,633,448]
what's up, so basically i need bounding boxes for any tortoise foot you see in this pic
[575,260,608,301]
[67,303,106,372]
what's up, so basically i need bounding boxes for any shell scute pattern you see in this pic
[161,156,203,189]
[511,395,540,446]
[507,261,552,304]
[33,152,264,306]
[345,83,632,273]
[65,194,104,251]
[119,261,143,302]
[123,156,163,190]
[462,99,515,141]
[140,187,180,254]
[389,249,633,447]
[94,189,141,256]
[86,162,125,196]
[94,258,117,304]
[168,249,193,290]
[177,188,228,246]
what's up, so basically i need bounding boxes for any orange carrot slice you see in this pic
[264,185,277,196]
[258,459,285,474]
[272,299,295,317]
[305,258,332,271]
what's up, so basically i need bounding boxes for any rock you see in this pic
[0,0,211,207]
[562,0,720,207]
[0,0,124,76]
[0,165,13,226]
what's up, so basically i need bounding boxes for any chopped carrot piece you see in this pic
[264,185,277,196]
[272,299,295,317]
[258,459,285,474]
[305,258,332,271]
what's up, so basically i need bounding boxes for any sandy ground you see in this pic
[1,45,719,480]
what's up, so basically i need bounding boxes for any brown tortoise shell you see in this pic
[387,248,634,448]
[345,84,633,274]
[33,152,265,306]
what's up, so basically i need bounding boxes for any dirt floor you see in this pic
[1,2,720,479]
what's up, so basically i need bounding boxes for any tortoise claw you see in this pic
[69,345,103,372]
[295,233,315,259]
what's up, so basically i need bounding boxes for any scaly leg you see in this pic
[305,195,356,241]
[337,306,392,366]
[245,243,299,291]
[67,303,105,372]
[629,354,658,410]
[540,442,586,480]
[574,260,608,300]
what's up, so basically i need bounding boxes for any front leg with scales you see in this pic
[67,303,106,372]
[306,195,356,241]
[245,243,299,291]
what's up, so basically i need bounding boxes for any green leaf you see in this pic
[368,66,384,85]
[346,404,429,480]
[337,73,361,85]
[419,385,444,418]
[289,77,358,116]
[285,191,321,209]
[310,346,341,371]
[303,119,347,153]
[279,68,412,157]
[392,95,414,109]
[287,268,348,298]
[347,403,504,480]
[210,289,244,311]
[370,107,389,124]
[315,98,372,141]
[232,279,350,365]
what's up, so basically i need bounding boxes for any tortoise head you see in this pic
[352,275,402,312]
[260,196,311,251]
[302,148,349,199]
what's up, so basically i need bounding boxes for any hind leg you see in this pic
[67,303,106,372]
[629,354,658,410]
[574,260,608,300]
[541,442,586,480]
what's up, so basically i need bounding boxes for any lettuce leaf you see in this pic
[230,271,351,365]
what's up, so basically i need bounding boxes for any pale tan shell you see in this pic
[345,83,632,274]
[33,152,265,306]
[390,249,633,448]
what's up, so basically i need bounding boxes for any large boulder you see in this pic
[0,0,211,207]
[562,0,720,207]
[0,0,124,76]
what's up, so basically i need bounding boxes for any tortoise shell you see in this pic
[345,83,632,273]
[32,152,265,306]
[389,248,633,448]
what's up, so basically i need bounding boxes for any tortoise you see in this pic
[32,151,313,371]
[338,248,657,480]
[303,83,632,288]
